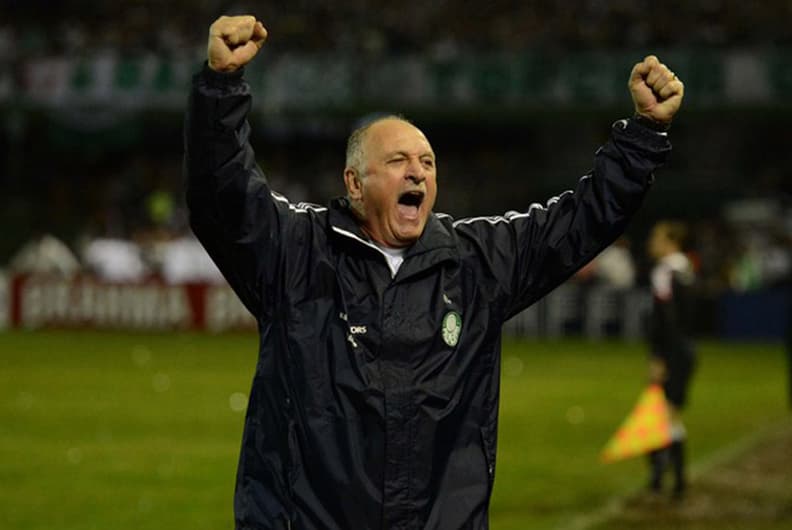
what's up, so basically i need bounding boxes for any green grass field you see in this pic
[0,331,787,530]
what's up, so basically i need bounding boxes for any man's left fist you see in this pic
[629,55,684,124]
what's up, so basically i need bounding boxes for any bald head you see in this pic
[345,115,416,174]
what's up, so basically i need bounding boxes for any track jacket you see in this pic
[184,64,672,530]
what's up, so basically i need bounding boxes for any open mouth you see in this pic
[396,190,425,222]
[398,190,425,207]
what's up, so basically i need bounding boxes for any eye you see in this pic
[422,158,435,168]
[388,156,406,164]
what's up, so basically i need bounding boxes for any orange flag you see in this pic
[600,384,672,463]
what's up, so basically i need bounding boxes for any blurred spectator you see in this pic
[82,237,148,282]
[729,239,762,292]
[8,233,81,276]
[159,233,225,285]
[591,236,636,289]
[723,198,791,292]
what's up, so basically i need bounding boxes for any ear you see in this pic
[344,167,363,201]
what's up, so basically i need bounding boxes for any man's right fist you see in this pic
[207,16,268,73]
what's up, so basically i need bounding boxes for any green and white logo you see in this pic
[442,311,462,347]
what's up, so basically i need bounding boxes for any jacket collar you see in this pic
[328,197,459,279]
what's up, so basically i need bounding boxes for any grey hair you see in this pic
[345,114,411,174]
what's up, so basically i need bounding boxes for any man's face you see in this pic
[347,119,438,248]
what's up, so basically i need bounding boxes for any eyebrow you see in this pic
[386,150,435,159]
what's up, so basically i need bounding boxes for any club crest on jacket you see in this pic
[442,311,462,347]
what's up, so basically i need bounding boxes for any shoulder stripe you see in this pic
[451,175,590,227]
[270,191,327,214]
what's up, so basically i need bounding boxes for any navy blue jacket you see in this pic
[184,65,671,530]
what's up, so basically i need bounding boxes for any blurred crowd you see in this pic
[4,158,790,298]
[576,206,792,297]
[2,0,791,62]
[1,2,790,295]
[5,184,226,285]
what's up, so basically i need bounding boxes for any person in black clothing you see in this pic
[645,220,697,498]
[185,15,685,530]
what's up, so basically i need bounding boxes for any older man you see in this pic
[185,15,684,530]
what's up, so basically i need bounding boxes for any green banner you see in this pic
[6,49,790,114]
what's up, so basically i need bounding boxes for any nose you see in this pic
[405,158,426,184]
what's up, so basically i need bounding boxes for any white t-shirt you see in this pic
[83,238,148,282]
[373,243,406,277]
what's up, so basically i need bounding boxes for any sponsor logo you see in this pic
[442,311,462,347]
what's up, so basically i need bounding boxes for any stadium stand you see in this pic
[0,1,789,337]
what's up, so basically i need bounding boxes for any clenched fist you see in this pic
[208,15,268,73]
[629,55,684,124]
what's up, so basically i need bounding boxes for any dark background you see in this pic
[1,1,790,336]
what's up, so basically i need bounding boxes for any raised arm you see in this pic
[456,56,684,319]
[184,16,282,316]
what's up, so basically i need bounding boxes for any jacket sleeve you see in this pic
[456,118,671,320]
[183,64,290,318]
